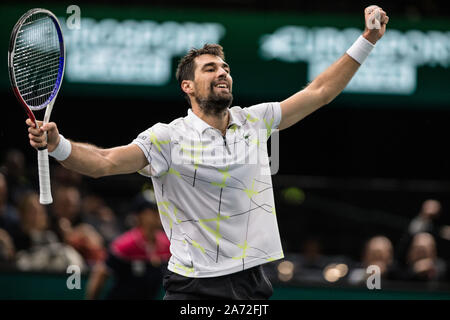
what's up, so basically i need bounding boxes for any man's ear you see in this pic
[181,80,194,95]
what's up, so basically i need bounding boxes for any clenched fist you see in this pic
[363,5,389,44]
[26,118,60,152]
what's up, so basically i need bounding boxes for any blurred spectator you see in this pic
[264,237,353,284]
[63,223,106,266]
[52,166,121,247]
[408,199,450,242]
[348,235,401,285]
[0,149,32,205]
[52,165,83,188]
[50,184,84,231]
[409,199,441,235]
[0,228,15,267]
[298,238,328,269]
[403,232,447,282]
[290,238,331,282]
[85,189,170,300]
[0,172,19,234]
[81,194,121,245]
[397,199,450,273]
[11,191,59,251]
[50,185,106,266]
[10,191,85,272]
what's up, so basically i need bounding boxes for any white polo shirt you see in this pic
[131,102,284,277]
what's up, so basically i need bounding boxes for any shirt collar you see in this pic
[186,108,242,134]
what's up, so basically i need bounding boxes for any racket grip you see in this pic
[38,148,53,204]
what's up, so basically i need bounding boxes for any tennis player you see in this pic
[27,6,389,299]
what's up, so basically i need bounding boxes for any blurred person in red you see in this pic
[404,232,447,282]
[86,189,170,300]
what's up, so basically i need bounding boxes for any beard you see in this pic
[194,83,233,117]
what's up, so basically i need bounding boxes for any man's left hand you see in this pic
[363,5,389,44]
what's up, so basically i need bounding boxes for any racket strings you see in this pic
[15,57,61,84]
[13,12,61,109]
[14,48,60,65]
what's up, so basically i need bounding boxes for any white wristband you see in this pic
[49,134,72,161]
[346,35,375,65]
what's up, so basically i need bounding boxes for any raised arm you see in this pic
[26,119,148,178]
[278,5,389,130]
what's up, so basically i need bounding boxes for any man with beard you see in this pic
[26,6,388,299]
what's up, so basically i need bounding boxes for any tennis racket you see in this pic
[8,8,65,205]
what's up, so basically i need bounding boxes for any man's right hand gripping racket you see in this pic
[8,8,65,204]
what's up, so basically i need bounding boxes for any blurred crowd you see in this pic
[0,149,170,299]
[266,198,450,287]
[0,149,119,272]
[1,148,450,299]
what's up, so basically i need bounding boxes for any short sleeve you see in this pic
[243,102,281,139]
[131,123,171,177]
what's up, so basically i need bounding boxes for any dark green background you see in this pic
[1,270,450,299]
[2,3,450,108]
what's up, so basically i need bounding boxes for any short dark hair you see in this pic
[176,44,225,104]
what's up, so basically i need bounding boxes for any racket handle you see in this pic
[38,148,53,204]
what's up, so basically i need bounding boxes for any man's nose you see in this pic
[217,67,228,77]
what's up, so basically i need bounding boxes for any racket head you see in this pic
[8,8,65,118]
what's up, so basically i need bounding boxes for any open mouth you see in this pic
[213,82,230,91]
